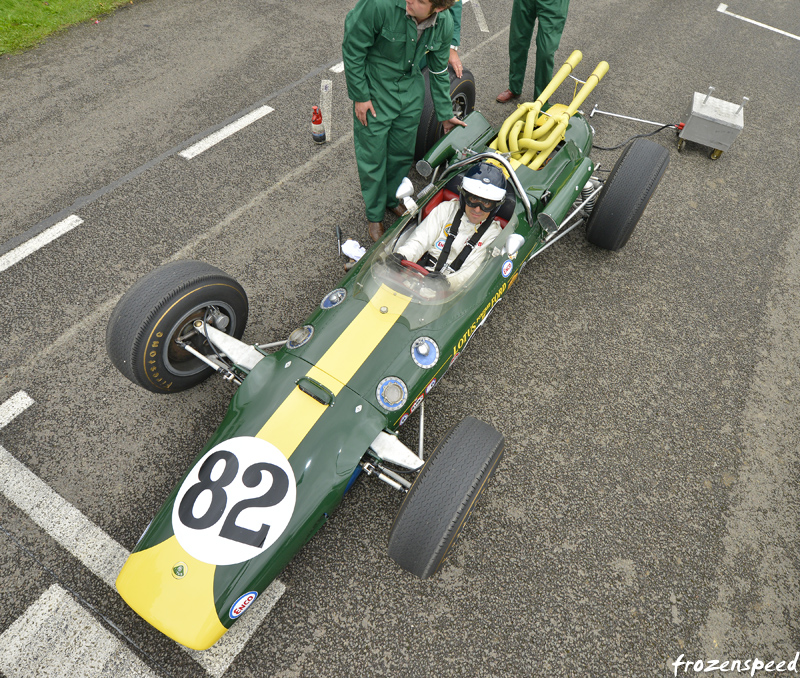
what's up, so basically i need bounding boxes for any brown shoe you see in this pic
[389,204,406,217]
[496,89,520,103]
[368,221,384,242]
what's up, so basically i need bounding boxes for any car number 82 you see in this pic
[172,437,297,566]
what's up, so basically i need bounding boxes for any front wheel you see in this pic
[414,66,476,161]
[387,416,504,578]
[106,260,248,393]
[586,138,670,251]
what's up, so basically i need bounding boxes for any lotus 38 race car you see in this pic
[106,51,669,650]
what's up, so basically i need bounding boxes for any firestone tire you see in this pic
[106,260,248,394]
[388,416,504,579]
[585,138,670,251]
[414,66,476,161]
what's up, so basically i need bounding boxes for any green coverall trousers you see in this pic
[508,0,569,99]
[353,73,424,223]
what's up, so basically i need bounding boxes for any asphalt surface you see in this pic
[1,0,799,676]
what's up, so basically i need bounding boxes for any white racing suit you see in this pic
[396,200,503,289]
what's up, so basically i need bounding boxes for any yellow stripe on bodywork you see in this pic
[116,535,224,650]
[118,285,410,651]
[256,284,410,457]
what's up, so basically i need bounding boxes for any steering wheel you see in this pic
[401,259,429,276]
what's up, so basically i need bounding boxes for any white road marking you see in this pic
[717,4,800,41]
[321,79,333,142]
[469,0,489,33]
[0,584,160,678]
[0,445,129,589]
[0,391,34,429]
[179,105,275,160]
[329,61,345,73]
[0,438,286,676]
[0,215,83,274]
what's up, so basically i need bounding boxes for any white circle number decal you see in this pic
[172,437,297,565]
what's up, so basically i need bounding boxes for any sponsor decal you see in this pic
[452,281,507,359]
[501,259,513,278]
[230,591,258,620]
[435,238,446,250]
[172,437,297,566]
[425,378,437,394]
[146,331,173,390]
[410,393,424,414]
[171,562,187,579]
[398,413,409,426]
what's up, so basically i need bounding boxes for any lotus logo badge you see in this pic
[172,562,187,579]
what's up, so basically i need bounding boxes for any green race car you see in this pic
[106,51,669,651]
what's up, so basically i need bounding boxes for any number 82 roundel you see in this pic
[172,437,297,566]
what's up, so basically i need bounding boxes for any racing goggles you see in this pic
[463,193,498,212]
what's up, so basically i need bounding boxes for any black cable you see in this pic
[592,123,677,151]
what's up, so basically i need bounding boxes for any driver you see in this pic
[392,162,507,290]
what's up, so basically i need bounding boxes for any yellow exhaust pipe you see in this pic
[496,50,583,153]
[494,56,609,171]
[525,60,609,170]
[565,60,609,118]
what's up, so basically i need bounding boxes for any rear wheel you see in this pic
[414,66,475,161]
[388,416,504,578]
[586,138,670,250]
[106,260,248,393]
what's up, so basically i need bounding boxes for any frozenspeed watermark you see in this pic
[672,653,799,676]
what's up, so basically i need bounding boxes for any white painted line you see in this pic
[329,61,345,73]
[0,584,160,678]
[0,443,285,676]
[717,4,800,41]
[0,391,34,429]
[321,79,333,142]
[470,0,489,33]
[0,445,129,589]
[179,105,275,160]
[0,215,83,274]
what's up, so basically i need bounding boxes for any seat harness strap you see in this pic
[449,212,497,271]
[433,206,465,272]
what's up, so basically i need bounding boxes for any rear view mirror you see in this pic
[396,177,414,201]
[504,234,525,256]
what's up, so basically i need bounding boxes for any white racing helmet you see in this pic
[459,162,507,208]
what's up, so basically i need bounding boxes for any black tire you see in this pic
[585,138,670,251]
[106,260,248,393]
[388,416,504,578]
[414,66,476,161]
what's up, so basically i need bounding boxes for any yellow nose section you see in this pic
[116,535,225,651]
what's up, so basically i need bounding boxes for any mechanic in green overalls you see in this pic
[343,0,466,242]
[496,0,570,103]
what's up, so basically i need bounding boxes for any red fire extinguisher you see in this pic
[311,106,326,144]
